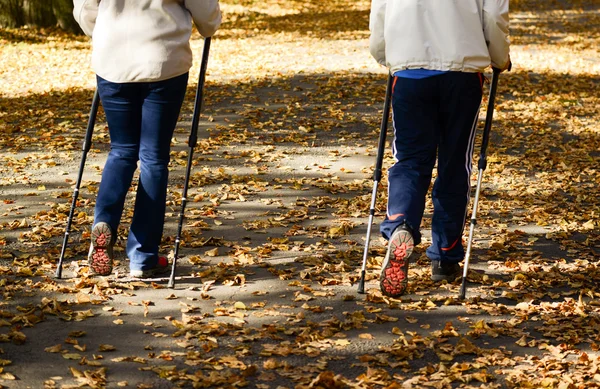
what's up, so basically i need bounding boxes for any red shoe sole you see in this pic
[89,223,113,276]
[380,229,414,297]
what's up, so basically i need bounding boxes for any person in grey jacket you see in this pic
[72,0,221,278]
[369,0,511,297]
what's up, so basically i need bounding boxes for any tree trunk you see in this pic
[22,0,56,27]
[0,0,81,33]
[53,0,81,33]
[0,0,25,28]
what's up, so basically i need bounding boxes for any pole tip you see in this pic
[357,273,366,294]
[55,268,62,279]
[168,274,176,288]
[458,279,467,300]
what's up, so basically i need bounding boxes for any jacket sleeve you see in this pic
[482,0,510,69]
[184,0,222,37]
[369,0,387,66]
[72,0,99,37]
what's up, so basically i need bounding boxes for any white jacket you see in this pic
[369,0,510,73]
[73,0,221,83]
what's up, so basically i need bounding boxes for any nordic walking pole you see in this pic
[56,90,101,279]
[168,37,212,288]
[358,74,394,294]
[459,68,501,300]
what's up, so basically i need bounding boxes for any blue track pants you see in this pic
[380,72,483,263]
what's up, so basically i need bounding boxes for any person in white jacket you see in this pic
[369,0,511,297]
[72,0,221,278]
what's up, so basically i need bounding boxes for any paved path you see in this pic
[0,1,598,387]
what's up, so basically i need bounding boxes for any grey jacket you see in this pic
[369,0,510,73]
[73,0,221,82]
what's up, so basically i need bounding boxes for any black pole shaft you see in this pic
[478,68,500,171]
[168,37,212,288]
[56,89,100,278]
[373,75,394,183]
[459,68,501,300]
[358,74,394,294]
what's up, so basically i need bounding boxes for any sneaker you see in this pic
[129,256,169,278]
[88,222,114,276]
[431,260,461,282]
[380,225,414,297]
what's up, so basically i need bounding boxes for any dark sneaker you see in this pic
[380,225,414,297]
[88,222,114,276]
[129,256,169,278]
[431,260,461,282]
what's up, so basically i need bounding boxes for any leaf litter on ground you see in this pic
[0,0,599,387]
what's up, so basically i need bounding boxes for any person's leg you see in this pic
[380,76,439,244]
[94,76,142,235]
[91,77,142,275]
[127,73,189,271]
[378,76,440,297]
[427,72,483,264]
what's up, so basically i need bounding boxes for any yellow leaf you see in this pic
[426,300,437,308]
[294,294,313,302]
[472,371,489,383]
[99,344,116,352]
[436,352,453,361]
[0,372,16,380]
[234,302,247,310]
[335,339,351,347]
[69,367,84,378]
[16,267,33,277]
[44,344,63,353]
[76,293,91,304]
[205,248,219,257]
[515,335,529,347]
[11,331,26,344]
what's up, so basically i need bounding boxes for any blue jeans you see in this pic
[380,72,483,263]
[95,73,189,271]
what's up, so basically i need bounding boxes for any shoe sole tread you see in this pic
[380,228,414,297]
[89,222,113,276]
